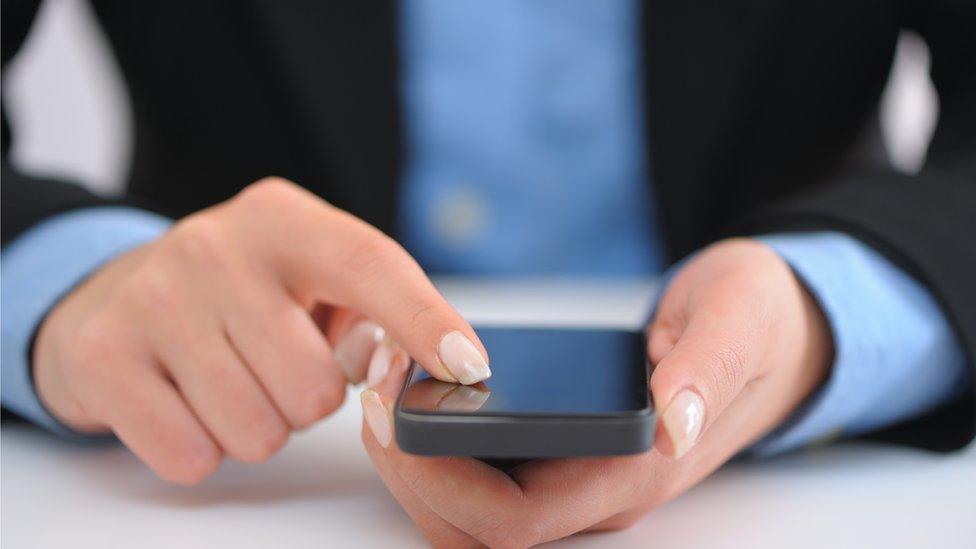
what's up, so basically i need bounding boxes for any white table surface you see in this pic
[3,279,975,548]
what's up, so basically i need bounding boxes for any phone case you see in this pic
[394,382,655,458]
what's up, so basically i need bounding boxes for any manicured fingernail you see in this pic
[437,331,491,385]
[661,389,705,459]
[437,385,491,412]
[367,336,404,388]
[361,389,392,448]
[335,321,384,384]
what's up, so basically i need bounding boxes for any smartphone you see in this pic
[394,327,655,458]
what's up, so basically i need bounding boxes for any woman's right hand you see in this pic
[32,176,490,485]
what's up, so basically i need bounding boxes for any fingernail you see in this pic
[437,331,491,385]
[367,336,402,388]
[335,321,384,384]
[361,389,392,448]
[437,385,491,412]
[660,389,705,459]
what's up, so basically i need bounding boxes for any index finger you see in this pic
[232,178,490,385]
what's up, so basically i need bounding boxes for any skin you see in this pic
[32,176,487,485]
[361,238,834,548]
[33,180,830,543]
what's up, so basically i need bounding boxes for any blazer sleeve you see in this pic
[737,0,976,452]
[1,0,121,246]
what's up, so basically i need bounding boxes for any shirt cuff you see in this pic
[746,231,970,457]
[1,207,171,438]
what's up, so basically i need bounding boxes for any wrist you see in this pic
[32,242,156,433]
[751,238,834,421]
[32,301,97,432]
[750,237,834,424]
[795,274,834,404]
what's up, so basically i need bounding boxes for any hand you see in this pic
[360,238,833,547]
[33,177,491,485]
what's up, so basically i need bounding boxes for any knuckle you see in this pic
[408,298,444,329]
[125,266,179,316]
[168,214,229,266]
[235,422,289,464]
[161,448,221,486]
[342,231,404,281]
[157,468,199,486]
[290,382,346,429]
[62,317,116,379]
[707,341,749,398]
[235,176,302,210]
[246,176,296,196]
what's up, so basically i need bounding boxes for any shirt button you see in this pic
[431,184,489,250]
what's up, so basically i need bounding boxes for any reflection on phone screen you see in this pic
[401,328,648,415]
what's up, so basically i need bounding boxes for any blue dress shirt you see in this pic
[399,0,662,275]
[0,0,969,454]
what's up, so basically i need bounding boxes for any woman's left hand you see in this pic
[360,238,834,547]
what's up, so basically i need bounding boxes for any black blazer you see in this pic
[2,1,974,450]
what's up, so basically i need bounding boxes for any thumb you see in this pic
[647,305,763,459]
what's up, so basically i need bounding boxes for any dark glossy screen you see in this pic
[400,328,648,415]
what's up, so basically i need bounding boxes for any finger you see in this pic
[647,317,680,365]
[360,384,644,547]
[372,344,415,401]
[368,350,489,416]
[366,335,409,388]
[332,315,385,385]
[362,376,480,547]
[234,179,490,386]
[223,287,348,429]
[362,427,478,547]
[79,358,221,485]
[155,326,290,464]
[648,298,765,459]
[309,302,344,343]
[310,305,383,384]
[362,370,528,544]
[360,406,477,547]
[585,506,651,533]
[506,455,651,538]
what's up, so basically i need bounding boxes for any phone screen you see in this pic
[399,327,649,416]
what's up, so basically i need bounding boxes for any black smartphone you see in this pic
[394,327,655,458]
